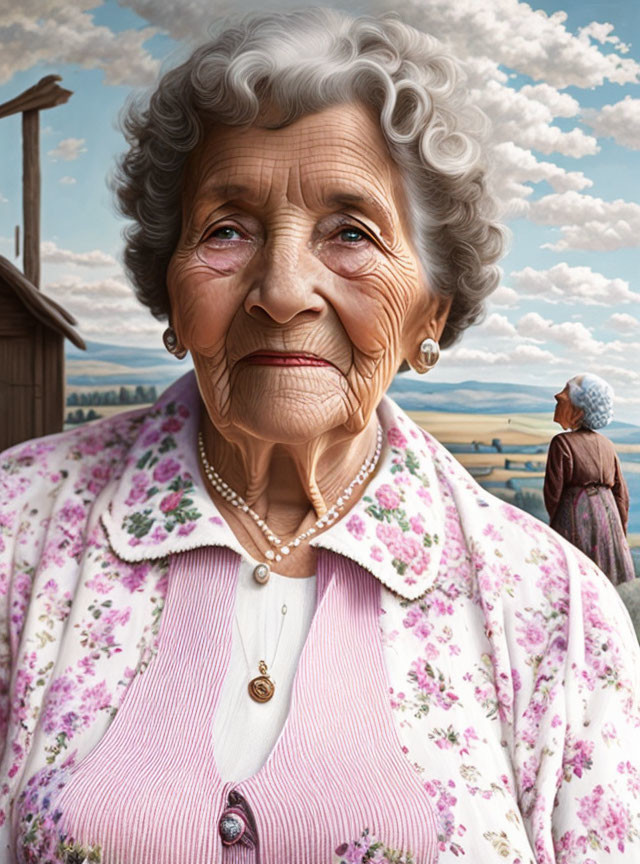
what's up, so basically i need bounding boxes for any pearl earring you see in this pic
[419,337,440,369]
[163,327,187,360]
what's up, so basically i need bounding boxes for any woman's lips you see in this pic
[241,351,334,368]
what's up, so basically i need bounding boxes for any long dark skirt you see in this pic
[551,485,636,586]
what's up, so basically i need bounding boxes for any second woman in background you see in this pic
[544,372,635,584]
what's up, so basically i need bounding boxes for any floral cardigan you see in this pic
[1,372,639,863]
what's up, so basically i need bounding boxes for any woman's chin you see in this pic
[229,391,350,445]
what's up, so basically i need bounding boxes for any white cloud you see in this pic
[72,319,166,340]
[582,97,640,151]
[47,138,87,162]
[46,275,131,300]
[472,80,599,158]
[517,83,580,118]
[470,81,598,217]
[510,263,640,306]
[489,285,519,308]
[477,312,518,338]
[516,311,605,354]
[530,192,640,251]
[489,141,593,217]
[41,241,117,267]
[511,312,640,362]
[0,2,160,86]
[495,144,592,192]
[596,364,640,388]
[446,343,559,367]
[399,0,640,87]
[59,176,77,185]
[508,343,561,364]
[463,54,509,87]
[445,347,509,366]
[121,0,640,87]
[45,275,166,345]
[607,313,640,335]
[579,22,630,54]
[0,192,7,204]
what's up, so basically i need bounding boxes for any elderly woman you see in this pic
[1,10,639,864]
[544,373,635,584]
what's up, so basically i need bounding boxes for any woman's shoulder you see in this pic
[404,407,631,626]
[0,405,151,538]
[1,373,198,517]
[470,486,636,655]
[557,426,607,446]
[449,472,638,674]
[548,430,574,451]
[1,372,200,567]
[372,398,630,626]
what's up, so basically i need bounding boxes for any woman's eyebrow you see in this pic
[323,191,394,230]
[187,183,262,229]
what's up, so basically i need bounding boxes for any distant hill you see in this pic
[388,378,640,443]
[65,342,640,442]
[65,339,192,388]
[387,377,557,413]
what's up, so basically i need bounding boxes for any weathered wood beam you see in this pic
[22,110,40,287]
[0,75,72,120]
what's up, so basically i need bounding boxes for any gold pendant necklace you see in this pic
[237,603,288,704]
[248,661,275,703]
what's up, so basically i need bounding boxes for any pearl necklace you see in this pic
[197,425,383,563]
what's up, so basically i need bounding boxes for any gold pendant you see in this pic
[248,660,275,702]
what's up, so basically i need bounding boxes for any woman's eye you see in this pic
[207,226,244,242]
[195,221,257,273]
[337,227,368,243]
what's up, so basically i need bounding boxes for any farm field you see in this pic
[409,410,640,555]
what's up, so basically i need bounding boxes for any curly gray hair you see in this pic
[114,8,505,350]
[567,374,614,430]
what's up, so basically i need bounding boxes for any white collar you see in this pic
[102,372,445,600]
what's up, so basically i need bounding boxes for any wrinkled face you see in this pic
[554,383,583,430]
[167,103,448,444]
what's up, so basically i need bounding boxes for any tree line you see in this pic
[66,385,158,407]
[65,385,158,425]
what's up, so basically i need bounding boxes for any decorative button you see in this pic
[253,563,270,585]
[219,809,247,846]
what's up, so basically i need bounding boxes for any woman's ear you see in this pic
[429,294,453,340]
[403,293,452,374]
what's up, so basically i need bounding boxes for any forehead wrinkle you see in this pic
[299,153,403,231]
[184,114,407,235]
[285,159,307,208]
[191,123,390,187]
[187,174,273,224]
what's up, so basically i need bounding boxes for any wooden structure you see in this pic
[0,257,85,451]
[0,76,86,452]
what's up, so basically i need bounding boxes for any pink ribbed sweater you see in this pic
[53,547,438,863]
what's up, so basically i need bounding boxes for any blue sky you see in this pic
[1,0,639,421]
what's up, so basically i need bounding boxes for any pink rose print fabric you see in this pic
[1,371,639,862]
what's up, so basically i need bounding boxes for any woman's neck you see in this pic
[199,408,380,539]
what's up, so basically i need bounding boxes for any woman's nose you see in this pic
[244,237,325,324]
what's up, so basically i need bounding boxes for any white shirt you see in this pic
[213,559,316,781]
